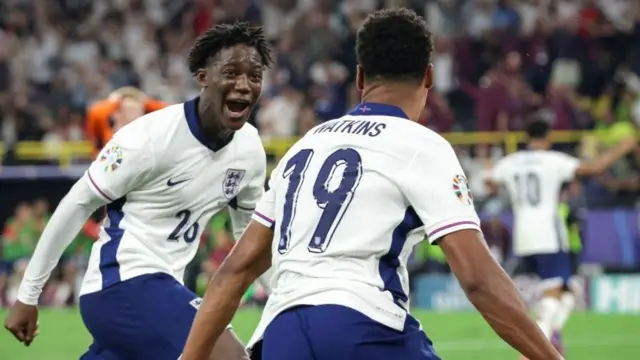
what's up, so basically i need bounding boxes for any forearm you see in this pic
[184,219,272,360]
[229,208,273,293]
[581,139,635,176]
[465,270,561,360]
[182,270,254,360]
[18,177,105,305]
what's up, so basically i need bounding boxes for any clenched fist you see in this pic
[4,300,39,346]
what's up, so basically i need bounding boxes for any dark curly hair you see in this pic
[356,8,434,84]
[526,120,550,139]
[187,22,274,75]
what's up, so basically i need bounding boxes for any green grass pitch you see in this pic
[1,308,638,359]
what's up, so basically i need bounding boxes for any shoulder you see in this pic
[235,122,264,153]
[542,150,574,162]
[234,123,266,169]
[493,152,520,174]
[405,124,457,159]
[109,107,185,152]
[124,104,186,140]
[545,150,579,166]
[142,103,185,123]
[236,121,261,138]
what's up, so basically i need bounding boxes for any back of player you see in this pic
[251,102,478,360]
[246,11,480,360]
[492,150,576,259]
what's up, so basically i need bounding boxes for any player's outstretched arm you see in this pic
[5,125,153,346]
[4,177,107,345]
[439,230,563,360]
[574,136,636,177]
[182,220,273,360]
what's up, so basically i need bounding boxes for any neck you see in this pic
[197,97,234,150]
[528,139,548,150]
[360,83,425,122]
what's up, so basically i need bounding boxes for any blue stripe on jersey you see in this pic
[347,102,409,119]
[184,97,234,152]
[380,207,423,307]
[184,97,203,142]
[100,198,126,288]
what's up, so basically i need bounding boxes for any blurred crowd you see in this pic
[0,0,639,135]
[1,0,640,204]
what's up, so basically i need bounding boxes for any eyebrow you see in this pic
[221,61,264,69]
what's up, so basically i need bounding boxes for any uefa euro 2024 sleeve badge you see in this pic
[452,174,473,205]
[99,144,124,172]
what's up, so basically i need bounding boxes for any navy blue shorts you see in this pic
[0,257,28,275]
[258,305,440,360]
[521,252,572,290]
[0,259,15,274]
[79,273,201,360]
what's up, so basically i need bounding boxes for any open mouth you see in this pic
[224,99,251,118]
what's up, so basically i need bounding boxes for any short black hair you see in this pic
[187,22,274,75]
[526,120,550,139]
[356,8,433,84]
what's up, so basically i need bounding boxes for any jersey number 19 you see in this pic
[279,148,363,254]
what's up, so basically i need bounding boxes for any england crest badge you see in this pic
[222,169,246,199]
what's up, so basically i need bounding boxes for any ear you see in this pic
[356,65,364,92]
[196,69,208,88]
[424,64,434,90]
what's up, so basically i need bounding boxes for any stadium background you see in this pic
[1,0,640,359]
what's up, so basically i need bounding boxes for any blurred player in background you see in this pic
[488,120,636,358]
[85,86,167,156]
[5,22,274,360]
[183,9,561,360]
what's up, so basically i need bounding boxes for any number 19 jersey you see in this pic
[490,150,580,256]
[248,103,481,347]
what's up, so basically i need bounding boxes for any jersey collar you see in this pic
[347,102,409,119]
[184,97,234,152]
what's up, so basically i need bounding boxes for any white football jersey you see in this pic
[247,103,481,348]
[491,150,580,256]
[80,98,265,295]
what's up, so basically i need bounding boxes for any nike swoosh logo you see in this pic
[167,178,191,186]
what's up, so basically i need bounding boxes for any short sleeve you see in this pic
[402,143,481,243]
[551,152,580,182]
[251,167,278,229]
[86,127,155,202]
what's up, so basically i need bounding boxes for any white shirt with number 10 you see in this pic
[490,149,580,256]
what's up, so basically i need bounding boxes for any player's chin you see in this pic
[221,114,248,131]
[221,106,251,130]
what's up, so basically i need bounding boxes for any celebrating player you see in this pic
[4,22,273,360]
[86,86,168,157]
[488,120,636,358]
[182,9,562,360]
